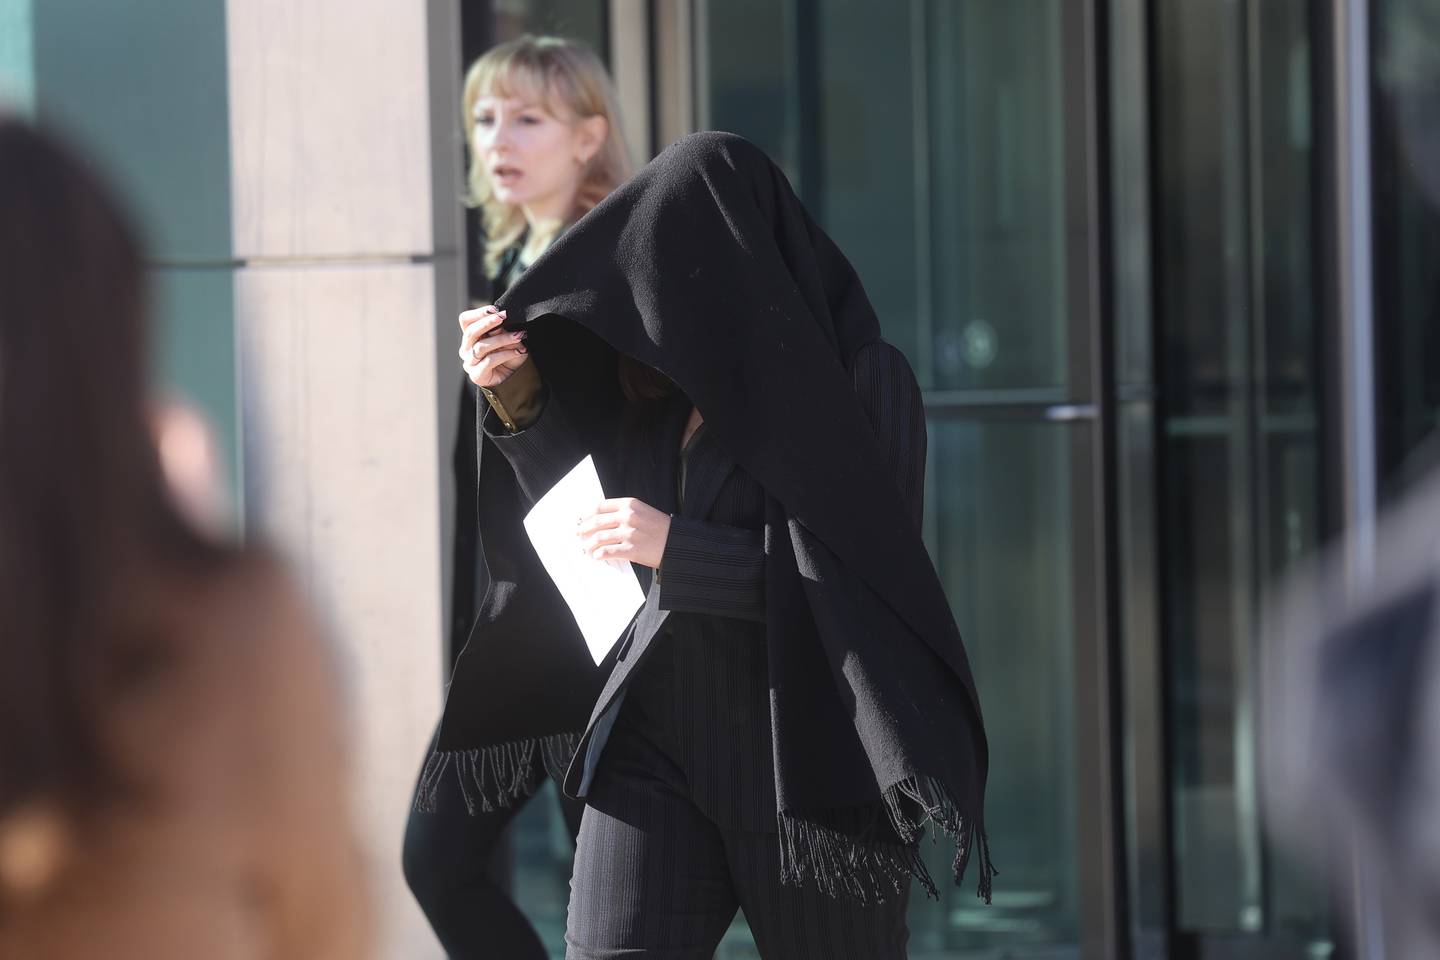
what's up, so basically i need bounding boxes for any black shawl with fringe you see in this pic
[424,131,994,904]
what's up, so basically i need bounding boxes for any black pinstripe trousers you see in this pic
[564,702,911,959]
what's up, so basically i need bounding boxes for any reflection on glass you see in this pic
[701,1,1073,394]
[1375,0,1440,491]
[909,419,1079,953]
[811,0,923,368]
[491,0,607,49]
[1154,0,1327,944]
[698,0,793,175]
[925,2,1070,393]
[511,781,574,956]
[700,1,1085,954]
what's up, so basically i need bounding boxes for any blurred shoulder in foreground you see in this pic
[1,552,371,960]
[1264,459,1440,958]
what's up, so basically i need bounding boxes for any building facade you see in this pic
[474,2,1437,958]
[3,0,1436,958]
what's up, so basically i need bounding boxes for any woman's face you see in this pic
[471,92,602,221]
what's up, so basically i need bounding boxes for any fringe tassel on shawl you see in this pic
[413,732,582,815]
[778,775,997,906]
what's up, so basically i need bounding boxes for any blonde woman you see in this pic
[403,36,631,959]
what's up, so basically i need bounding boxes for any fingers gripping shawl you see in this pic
[487,131,992,903]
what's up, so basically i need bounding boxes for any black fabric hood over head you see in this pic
[432,131,994,904]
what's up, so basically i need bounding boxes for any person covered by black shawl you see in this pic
[423,131,994,935]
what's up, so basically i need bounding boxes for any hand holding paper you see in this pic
[523,455,646,664]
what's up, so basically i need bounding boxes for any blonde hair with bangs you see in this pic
[463,36,633,280]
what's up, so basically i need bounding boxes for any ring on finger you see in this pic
[470,341,483,360]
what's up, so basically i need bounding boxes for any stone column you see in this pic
[226,0,461,955]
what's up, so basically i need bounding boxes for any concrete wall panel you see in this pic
[226,0,434,259]
[236,262,444,958]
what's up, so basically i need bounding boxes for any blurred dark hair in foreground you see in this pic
[0,118,367,958]
[0,118,229,826]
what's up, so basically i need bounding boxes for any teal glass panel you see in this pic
[698,1,1085,955]
[30,0,233,262]
[0,0,34,111]
[1153,0,1328,948]
[492,0,608,51]
[150,268,241,507]
[697,0,793,175]
[511,780,575,958]
[1375,0,1440,490]
[19,0,239,520]
[907,419,1080,954]
[923,1,1070,394]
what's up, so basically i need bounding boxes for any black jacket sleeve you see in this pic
[657,517,767,621]
[482,365,587,506]
[657,339,927,621]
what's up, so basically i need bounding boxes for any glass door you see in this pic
[910,2,1103,956]
[698,1,1116,956]
[1374,0,1440,492]
[1148,0,1333,954]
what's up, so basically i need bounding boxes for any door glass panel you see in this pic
[811,0,924,369]
[923,2,1070,394]
[701,1,1072,396]
[1153,0,1329,946]
[1374,0,1440,491]
[697,0,793,175]
[700,2,1089,955]
[0,0,35,112]
[511,780,575,957]
[909,419,1080,954]
[489,0,608,49]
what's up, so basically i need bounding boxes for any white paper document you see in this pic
[523,455,646,664]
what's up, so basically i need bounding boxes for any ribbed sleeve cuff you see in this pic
[657,516,766,622]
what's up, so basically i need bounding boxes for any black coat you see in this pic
[448,246,528,666]
[421,132,993,904]
[472,340,925,836]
